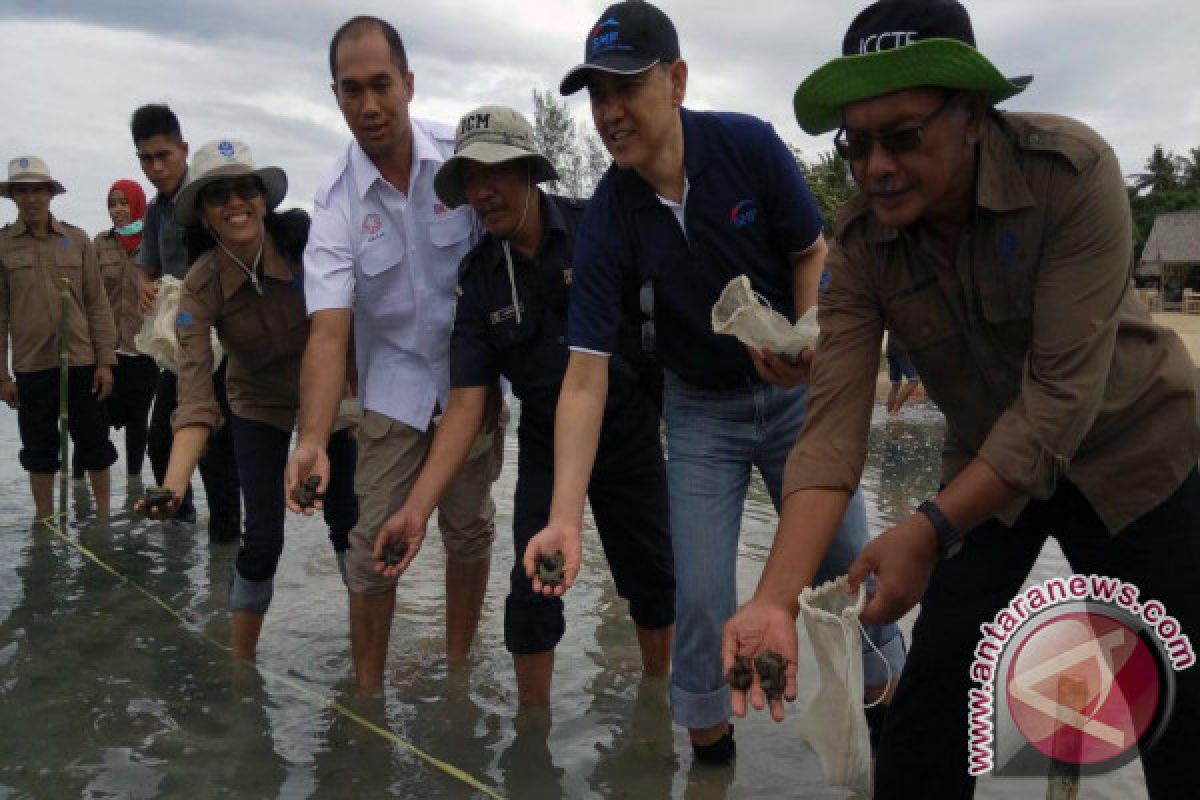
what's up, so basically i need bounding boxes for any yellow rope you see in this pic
[26,516,505,799]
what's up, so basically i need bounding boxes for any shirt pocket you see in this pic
[486,300,542,352]
[217,296,270,367]
[427,209,473,249]
[977,261,1035,349]
[98,254,124,297]
[884,284,959,353]
[357,239,403,278]
[1,249,35,287]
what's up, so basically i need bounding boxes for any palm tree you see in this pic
[1130,145,1186,193]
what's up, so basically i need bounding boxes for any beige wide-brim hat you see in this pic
[0,155,66,198]
[434,105,558,209]
[174,139,287,226]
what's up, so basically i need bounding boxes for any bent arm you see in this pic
[162,425,209,496]
[788,234,827,318]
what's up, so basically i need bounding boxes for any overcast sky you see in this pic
[2,0,1197,233]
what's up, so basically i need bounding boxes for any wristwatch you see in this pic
[917,499,964,559]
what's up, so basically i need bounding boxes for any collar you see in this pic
[477,191,567,267]
[215,233,294,300]
[351,119,443,201]
[10,216,68,239]
[975,115,1036,213]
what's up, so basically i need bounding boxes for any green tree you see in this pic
[792,147,857,234]
[1130,144,1187,194]
[530,88,608,198]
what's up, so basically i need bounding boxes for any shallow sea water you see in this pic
[0,401,1148,798]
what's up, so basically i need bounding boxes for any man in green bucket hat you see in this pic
[724,0,1200,796]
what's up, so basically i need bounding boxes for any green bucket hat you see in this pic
[434,105,558,209]
[793,0,1031,135]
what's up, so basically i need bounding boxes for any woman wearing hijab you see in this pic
[81,180,159,488]
[136,140,357,660]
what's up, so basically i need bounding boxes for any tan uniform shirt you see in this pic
[784,112,1200,534]
[93,231,146,354]
[172,235,310,434]
[0,216,117,380]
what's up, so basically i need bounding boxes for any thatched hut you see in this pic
[1138,210,1200,311]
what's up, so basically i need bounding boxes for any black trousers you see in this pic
[228,415,358,582]
[147,361,241,539]
[73,353,158,478]
[15,366,117,473]
[875,470,1200,799]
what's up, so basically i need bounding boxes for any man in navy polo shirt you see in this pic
[524,0,906,763]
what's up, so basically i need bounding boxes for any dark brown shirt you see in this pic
[93,231,146,354]
[784,112,1200,534]
[0,216,117,379]
[172,235,309,433]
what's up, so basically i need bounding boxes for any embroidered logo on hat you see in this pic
[591,18,623,54]
[458,113,492,136]
[18,158,29,169]
[730,199,760,228]
[858,30,919,53]
[217,141,236,158]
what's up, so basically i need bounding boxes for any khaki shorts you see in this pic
[345,409,504,594]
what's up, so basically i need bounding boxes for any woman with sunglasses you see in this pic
[77,180,159,492]
[137,139,357,660]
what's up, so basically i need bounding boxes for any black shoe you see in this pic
[691,724,735,765]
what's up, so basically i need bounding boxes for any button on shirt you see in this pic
[784,112,1200,534]
[0,216,117,379]
[138,171,191,280]
[305,119,478,430]
[94,231,146,353]
[568,108,824,388]
[451,192,655,454]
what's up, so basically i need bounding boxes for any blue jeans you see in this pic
[663,372,907,729]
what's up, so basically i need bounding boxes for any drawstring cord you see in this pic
[857,616,893,710]
[216,222,266,295]
[500,163,534,325]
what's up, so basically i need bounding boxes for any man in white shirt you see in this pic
[286,16,503,688]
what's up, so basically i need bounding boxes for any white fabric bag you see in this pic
[711,274,819,360]
[798,575,875,797]
[134,275,223,374]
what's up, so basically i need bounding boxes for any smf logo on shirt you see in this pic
[730,199,759,229]
[590,18,627,55]
[361,212,384,243]
[859,30,918,53]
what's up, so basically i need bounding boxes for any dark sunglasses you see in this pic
[834,92,961,162]
[200,177,265,208]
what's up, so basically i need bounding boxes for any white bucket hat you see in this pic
[0,156,66,198]
[434,105,558,209]
[174,139,287,226]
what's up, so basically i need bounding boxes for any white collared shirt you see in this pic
[304,118,478,431]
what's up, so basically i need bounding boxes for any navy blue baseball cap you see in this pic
[559,1,680,96]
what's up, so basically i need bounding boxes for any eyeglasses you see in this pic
[200,177,264,208]
[834,92,961,162]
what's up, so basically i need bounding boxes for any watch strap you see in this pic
[918,499,964,559]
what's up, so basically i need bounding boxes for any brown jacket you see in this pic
[784,112,1200,534]
[0,216,117,380]
[172,234,311,433]
[94,230,146,354]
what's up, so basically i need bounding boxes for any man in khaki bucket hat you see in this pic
[375,105,676,710]
[1,155,119,519]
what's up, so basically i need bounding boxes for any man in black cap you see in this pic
[724,1,1200,796]
[529,0,906,764]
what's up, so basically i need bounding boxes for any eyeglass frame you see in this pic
[199,176,266,208]
[833,91,962,163]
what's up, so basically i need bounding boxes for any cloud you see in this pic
[2,0,1198,234]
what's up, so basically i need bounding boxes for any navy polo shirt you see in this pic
[451,192,657,454]
[568,108,824,388]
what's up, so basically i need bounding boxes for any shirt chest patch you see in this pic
[489,302,526,325]
[729,199,760,229]
[361,212,385,243]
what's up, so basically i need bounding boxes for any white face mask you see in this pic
[797,575,887,797]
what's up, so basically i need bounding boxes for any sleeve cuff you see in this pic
[781,440,865,500]
[977,409,1069,500]
[170,405,223,435]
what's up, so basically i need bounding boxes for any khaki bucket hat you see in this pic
[0,156,66,198]
[174,139,287,226]
[434,105,558,209]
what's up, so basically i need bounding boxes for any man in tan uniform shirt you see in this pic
[0,156,118,518]
[723,2,1200,797]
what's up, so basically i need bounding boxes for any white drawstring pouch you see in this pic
[711,274,819,361]
[798,575,876,798]
[134,276,223,374]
